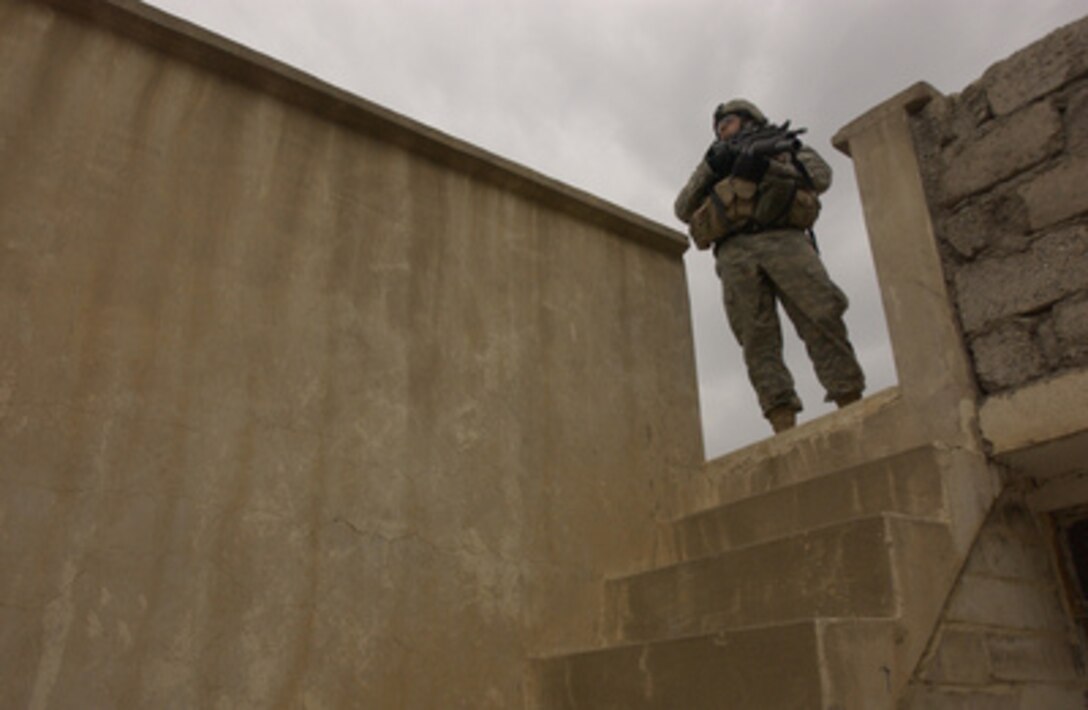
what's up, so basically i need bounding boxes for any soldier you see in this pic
[675,99,865,433]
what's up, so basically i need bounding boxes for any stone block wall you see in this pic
[909,16,1088,395]
[905,494,1086,708]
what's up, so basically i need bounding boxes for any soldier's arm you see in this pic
[674,160,717,224]
[793,145,832,194]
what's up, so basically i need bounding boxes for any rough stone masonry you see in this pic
[910,16,1088,395]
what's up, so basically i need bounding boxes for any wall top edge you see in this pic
[706,385,904,458]
[35,0,689,257]
[832,82,943,157]
[979,368,1088,457]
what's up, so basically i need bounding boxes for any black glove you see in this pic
[731,152,769,182]
[704,141,738,177]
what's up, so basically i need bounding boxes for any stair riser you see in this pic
[531,623,823,710]
[608,517,897,643]
[674,447,945,561]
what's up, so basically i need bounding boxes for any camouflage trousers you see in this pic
[715,229,865,415]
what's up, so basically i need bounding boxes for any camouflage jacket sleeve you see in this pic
[673,159,717,224]
[793,144,832,194]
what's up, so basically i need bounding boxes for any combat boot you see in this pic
[833,391,862,408]
[767,407,796,433]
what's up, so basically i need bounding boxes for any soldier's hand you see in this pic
[731,152,769,182]
[766,155,802,179]
[704,141,738,177]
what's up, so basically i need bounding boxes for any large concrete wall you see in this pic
[0,1,702,707]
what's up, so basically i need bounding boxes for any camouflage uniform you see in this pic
[675,105,865,418]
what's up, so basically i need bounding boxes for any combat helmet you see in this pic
[713,99,768,131]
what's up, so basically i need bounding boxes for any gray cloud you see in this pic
[150,0,1086,457]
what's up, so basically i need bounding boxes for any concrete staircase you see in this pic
[531,423,998,709]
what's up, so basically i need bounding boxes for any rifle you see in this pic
[705,121,807,177]
[734,120,806,157]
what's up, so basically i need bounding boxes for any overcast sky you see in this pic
[147,0,1085,459]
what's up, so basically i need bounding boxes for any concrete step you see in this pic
[608,514,950,644]
[668,445,946,562]
[906,683,1088,709]
[672,388,930,519]
[531,621,825,710]
[532,619,906,710]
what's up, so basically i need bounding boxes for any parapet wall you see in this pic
[908,16,1088,395]
[0,1,701,707]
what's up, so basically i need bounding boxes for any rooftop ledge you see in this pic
[979,369,1088,482]
[36,0,688,257]
[666,387,930,519]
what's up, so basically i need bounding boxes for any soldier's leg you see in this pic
[716,238,802,416]
[760,232,866,402]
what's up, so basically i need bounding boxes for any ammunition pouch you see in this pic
[752,175,796,227]
[688,177,758,250]
[688,175,821,251]
[787,187,821,229]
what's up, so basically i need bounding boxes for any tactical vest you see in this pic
[688,175,821,250]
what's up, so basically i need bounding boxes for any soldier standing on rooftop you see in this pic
[675,99,866,433]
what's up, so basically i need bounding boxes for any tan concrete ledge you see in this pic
[666,387,934,519]
[979,369,1088,480]
[34,0,688,257]
[832,82,941,156]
